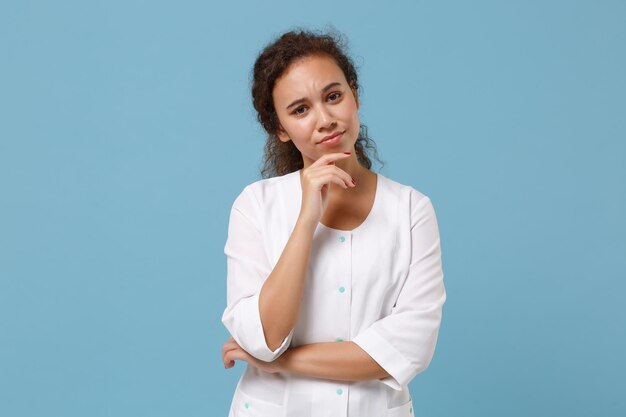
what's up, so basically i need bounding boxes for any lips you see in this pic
[319,131,344,144]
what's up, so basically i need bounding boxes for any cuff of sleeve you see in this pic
[234,291,293,362]
[352,328,413,391]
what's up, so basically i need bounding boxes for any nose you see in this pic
[316,104,336,131]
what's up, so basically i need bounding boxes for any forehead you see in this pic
[273,55,346,95]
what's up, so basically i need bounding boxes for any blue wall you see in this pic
[1,1,624,416]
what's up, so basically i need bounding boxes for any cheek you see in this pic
[341,99,359,120]
[346,104,360,127]
[351,107,360,123]
[291,119,316,139]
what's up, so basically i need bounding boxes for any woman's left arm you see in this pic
[222,337,390,381]
[278,342,390,381]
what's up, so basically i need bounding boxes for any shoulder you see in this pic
[377,172,431,207]
[376,172,437,231]
[231,170,300,211]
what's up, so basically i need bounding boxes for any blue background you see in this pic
[1,1,625,416]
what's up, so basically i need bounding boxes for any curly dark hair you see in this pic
[250,26,384,178]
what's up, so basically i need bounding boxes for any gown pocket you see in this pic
[233,386,285,417]
[387,397,414,417]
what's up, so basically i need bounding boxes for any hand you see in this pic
[299,152,356,225]
[222,336,285,374]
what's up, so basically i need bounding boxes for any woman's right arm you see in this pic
[259,152,355,351]
[257,216,316,351]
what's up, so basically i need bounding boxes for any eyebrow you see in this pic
[285,82,343,110]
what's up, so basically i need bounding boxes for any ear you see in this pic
[276,125,291,143]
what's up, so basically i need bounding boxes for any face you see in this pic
[272,54,360,167]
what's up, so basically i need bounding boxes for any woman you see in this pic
[220,28,447,417]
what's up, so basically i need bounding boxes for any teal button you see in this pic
[244,402,250,408]
[336,388,343,395]
[338,286,345,293]
[336,337,344,342]
[338,236,346,242]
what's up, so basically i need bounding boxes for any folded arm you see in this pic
[278,341,391,381]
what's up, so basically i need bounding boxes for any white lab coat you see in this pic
[221,169,447,417]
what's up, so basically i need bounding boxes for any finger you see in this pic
[311,165,355,188]
[222,347,236,368]
[222,340,236,354]
[327,165,356,188]
[223,350,236,367]
[222,341,239,359]
[313,173,350,190]
[312,152,351,167]
[224,348,247,367]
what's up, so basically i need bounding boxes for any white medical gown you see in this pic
[221,169,447,417]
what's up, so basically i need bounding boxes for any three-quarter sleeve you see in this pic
[352,192,447,391]
[220,186,294,362]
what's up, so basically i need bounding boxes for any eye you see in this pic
[293,106,307,116]
[328,91,342,101]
